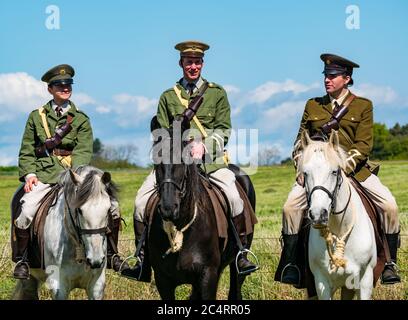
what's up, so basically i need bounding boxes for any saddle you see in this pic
[297,177,390,297]
[144,175,257,251]
[11,184,61,269]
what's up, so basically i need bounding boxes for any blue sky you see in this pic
[1,0,407,166]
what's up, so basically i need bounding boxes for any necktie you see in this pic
[333,101,341,115]
[55,106,63,117]
[187,83,195,96]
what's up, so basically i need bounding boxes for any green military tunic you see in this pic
[293,92,373,181]
[18,100,93,184]
[156,78,232,173]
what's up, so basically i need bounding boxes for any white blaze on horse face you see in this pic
[80,196,110,268]
[305,149,338,225]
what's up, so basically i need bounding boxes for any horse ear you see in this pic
[301,130,312,148]
[101,172,111,184]
[329,130,340,151]
[150,116,161,132]
[69,169,84,185]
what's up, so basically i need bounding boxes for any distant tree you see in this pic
[93,138,103,156]
[258,146,281,166]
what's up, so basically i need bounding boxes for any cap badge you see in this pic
[59,69,66,75]
[326,59,331,65]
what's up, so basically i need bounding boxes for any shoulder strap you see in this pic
[38,106,52,139]
[173,81,209,138]
[338,94,356,145]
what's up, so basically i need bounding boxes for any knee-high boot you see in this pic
[120,220,151,282]
[13,227,30,279]
[231,214,259,275]
[274,233,301,286]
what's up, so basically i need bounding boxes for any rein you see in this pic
[64,194,108,263]
[306,169,356,271]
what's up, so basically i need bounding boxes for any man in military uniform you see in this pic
[274,54,401,286]
[13,64,129,279]
[121,41,258,281]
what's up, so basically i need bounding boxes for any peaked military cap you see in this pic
[175,40,210,58]
[41,64,75,86]
[321,53,360,76]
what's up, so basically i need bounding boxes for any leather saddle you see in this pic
[144,172,257,252]
[11,184,61,269]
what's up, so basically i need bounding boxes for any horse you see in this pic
[148,118,256,300]
[13,165,115,300]
[299,130,377,300]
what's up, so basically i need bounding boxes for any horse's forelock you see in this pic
[60,166,112,208]
[299,140,348,172]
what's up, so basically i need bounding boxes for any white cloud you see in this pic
[0,73,48,117]
[0,154,14,166]
[259,100,305,133]
[353,83,399,106]
[247,80,319,105]
[95,105,111,114]
[0,72,102,122]
[73,92,96,105]
[223,84,240,95]
[111,94,158,127]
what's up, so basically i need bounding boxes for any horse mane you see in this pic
[59,165,118,208]
[298,139,350,173]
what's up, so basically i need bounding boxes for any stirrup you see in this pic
[281,263,301,287]
[235,249,260,276]
[109,253,128,272]
[120,255,143,279]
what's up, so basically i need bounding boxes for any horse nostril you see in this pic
[308,209,315,220]
[321,209,328,219]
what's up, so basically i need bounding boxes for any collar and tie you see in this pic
[55,105,63,117]
[187,83,195,96]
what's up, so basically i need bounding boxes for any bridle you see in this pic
[157,164,188,199]
[65,195,108,245]
[305,167,351,215]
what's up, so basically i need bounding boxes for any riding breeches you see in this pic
[134,168,244,223]
[282,174,399,235]
[15,181,122,230]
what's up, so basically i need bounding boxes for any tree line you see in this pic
[372,122,408,160]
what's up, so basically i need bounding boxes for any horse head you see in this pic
[61,166,115,269]
[152,116,195,223]
[299,130,348,228]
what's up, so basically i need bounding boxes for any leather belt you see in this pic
[53,148,72,156]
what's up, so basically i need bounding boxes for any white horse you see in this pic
[299,131,377,300]
[13,165,114,300]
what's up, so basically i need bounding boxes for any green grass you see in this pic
[1,161,407,299]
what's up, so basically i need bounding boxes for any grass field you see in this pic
[1,161,407,300]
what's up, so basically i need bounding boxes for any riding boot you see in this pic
[381,232,401,285]
[106,218,130,272]
[13,227,31,279]
[274,233,301,286]
[120,220,151,282]
[231,214,259,275]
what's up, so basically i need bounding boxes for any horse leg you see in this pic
[86,272,106,300]
[155,274,176,300]
[340,287,355,300]
[356,268,374,300]
[12,277,39,300]
[228,262,245,300]
[314,275,332,300]
[199,268,219,300]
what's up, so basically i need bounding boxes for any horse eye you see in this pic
[332,170,338,176]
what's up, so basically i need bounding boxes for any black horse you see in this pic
[148,117,257,300]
